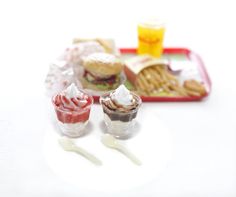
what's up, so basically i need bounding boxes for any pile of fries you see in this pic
[136,65,206,97]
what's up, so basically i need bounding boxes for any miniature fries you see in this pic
[136,65,206,97]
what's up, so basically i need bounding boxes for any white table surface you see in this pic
[0,0,236,196]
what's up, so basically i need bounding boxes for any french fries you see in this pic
[135,65,206,97]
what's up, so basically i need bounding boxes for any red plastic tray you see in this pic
[93,48,211,102]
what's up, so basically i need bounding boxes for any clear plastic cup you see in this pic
[100,92,142,139]
[137,18,165,57]
[52,93,93,138]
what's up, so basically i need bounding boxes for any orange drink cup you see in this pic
[137,19,165,58]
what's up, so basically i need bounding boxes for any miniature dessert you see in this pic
[100,85,142,139]
[52,83,93,137]
[81,52,124,91]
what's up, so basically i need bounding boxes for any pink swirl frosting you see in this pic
[54,83,90,111]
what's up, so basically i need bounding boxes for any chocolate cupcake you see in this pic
[100,85,142,139]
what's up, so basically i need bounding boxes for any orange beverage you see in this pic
[137,19,165,57]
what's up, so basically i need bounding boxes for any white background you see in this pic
[0,0,236,196]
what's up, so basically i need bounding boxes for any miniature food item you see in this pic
[137,18,165,57]
[52,83,93,137]
[100,85,142,139]
[136,65,188,96]
[183,79,207,96]
[81,52,124,91]
[124,55,206,97]
[136,66,207,97]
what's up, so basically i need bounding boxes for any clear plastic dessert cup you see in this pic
[100,91,142,139]
[52,91,93,138]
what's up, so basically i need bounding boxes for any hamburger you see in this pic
[81,52,124,91]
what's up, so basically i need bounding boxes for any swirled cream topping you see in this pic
[111,85,133,106]
[101,85,140,112]
[64,83,84,99]
[54,83,89,110]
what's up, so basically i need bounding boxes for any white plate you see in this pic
[43,105,173,193]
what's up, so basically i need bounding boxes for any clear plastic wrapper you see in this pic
[45,60,75,97]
